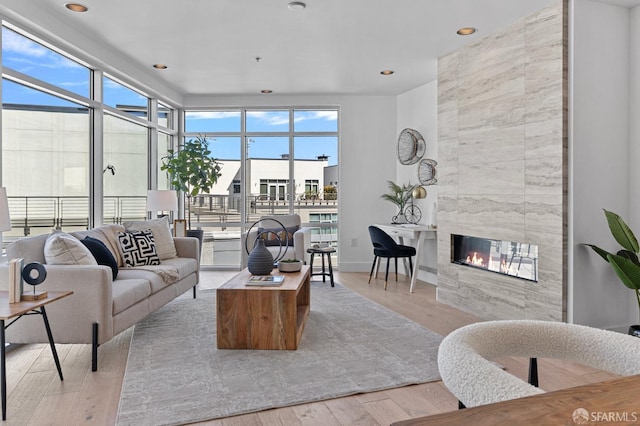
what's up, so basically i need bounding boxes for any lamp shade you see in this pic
[146,190,178,212]
[0,187,11,232]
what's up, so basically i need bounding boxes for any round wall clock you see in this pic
[397,128,425,165]
[418,159,438,185]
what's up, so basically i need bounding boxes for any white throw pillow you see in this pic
[124,217,177,260]
[44,230,98,265]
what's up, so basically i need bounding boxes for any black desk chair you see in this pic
[367,225,416,290]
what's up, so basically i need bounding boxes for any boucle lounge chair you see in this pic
[437,320,640,408]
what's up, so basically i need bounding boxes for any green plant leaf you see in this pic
[584,244,612,262]
[607,254,640,290]
[604,209,639,253]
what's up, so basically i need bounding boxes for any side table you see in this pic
[0,291,73,420]
[306,246,336,287]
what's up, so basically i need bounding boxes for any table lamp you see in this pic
[146,190,178,219]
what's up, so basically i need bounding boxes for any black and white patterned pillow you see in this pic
[117,229,160,267]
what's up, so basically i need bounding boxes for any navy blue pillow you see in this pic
[81,236,118,280]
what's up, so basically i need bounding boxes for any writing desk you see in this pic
[391,374,640,425]
[374,224,436,293]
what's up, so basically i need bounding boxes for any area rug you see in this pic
[116,282,443,426]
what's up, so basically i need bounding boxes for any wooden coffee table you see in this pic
[216,266,310,350]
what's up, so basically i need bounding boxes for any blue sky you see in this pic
[2,27,339,166]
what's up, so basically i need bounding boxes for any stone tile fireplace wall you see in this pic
[437,0,567,321]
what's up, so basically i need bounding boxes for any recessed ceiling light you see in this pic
[153,64,168,70]
[261,89,273,94]
[380,70,394,76]
[288,2,306,10]
[457,27,477,36]
[64,3,88,12]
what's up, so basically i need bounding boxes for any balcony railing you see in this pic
[7,196,147,236]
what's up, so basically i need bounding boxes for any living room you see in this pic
[1,0,640,424]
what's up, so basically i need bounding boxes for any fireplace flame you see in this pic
[465,252,485,267]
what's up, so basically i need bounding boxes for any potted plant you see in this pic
[161,135,222,244]
[585,209,640,336]
[380,180,415,223]
[277,258,303,273]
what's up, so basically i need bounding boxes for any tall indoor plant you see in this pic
[585,209,640,336]
[161,135,222,240]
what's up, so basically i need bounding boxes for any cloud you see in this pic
[2,29,48,58]
[187,111,242,120]
[294,110,338,123]
[246,111,289,126]
[2,29,84,71]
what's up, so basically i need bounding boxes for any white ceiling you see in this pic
[0,0,638,98]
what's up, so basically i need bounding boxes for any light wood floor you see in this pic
[3,271,616,425]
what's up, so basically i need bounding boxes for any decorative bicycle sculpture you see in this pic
[393,199,422,224]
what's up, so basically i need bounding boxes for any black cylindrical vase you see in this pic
[248,239,274,275]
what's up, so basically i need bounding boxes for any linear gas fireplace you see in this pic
[451,234,538,282]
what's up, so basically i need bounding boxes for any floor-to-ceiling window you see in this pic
[0,23,176,250]
[182,108,338,268]
[1,26,91,241]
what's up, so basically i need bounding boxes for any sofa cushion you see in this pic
[159,257,198,280]
[72,224,126,267]
[117,230,161,267]
[117,268,173,294]
[81,236,118,280]
[44,230,98,265]
[6,233,48,264]
[124,217,177,261]
[257,225,298,247]
[112,278,152,315]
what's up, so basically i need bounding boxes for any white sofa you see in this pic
[241,214,312,266]
[0,221,199,371]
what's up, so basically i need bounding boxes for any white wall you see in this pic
[185,94,398,273]
[396,81,438,283]
[571,0,635,328]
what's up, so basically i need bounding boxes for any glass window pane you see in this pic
[246,136,290,222]
[293,110,338,132]
[246,110,289,133]
[2,81,90,239]
[2,79,84,108]
[158,133,172,190]
[185,111,241,133]
[294,136,338,166]
[158,102,172,128]
[103,115,148,223]
[103,76,148,118]
[1,27,90,98]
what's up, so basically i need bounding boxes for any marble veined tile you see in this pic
[458,94,525,133]
[525,118,564,158]
[458,268,526,320]
[459,61,525,106]
[438,109,458,140]
[459,22,525,78]
[524,194,564,235]
[458,125,525,165]
[525,153,565,195]
[457,159,525,195]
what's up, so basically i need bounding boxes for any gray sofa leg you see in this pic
[92,323,98,372]
[193,285,196,299]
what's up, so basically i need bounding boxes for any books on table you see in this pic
[8,258,24,303]
[245,275,285,286]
